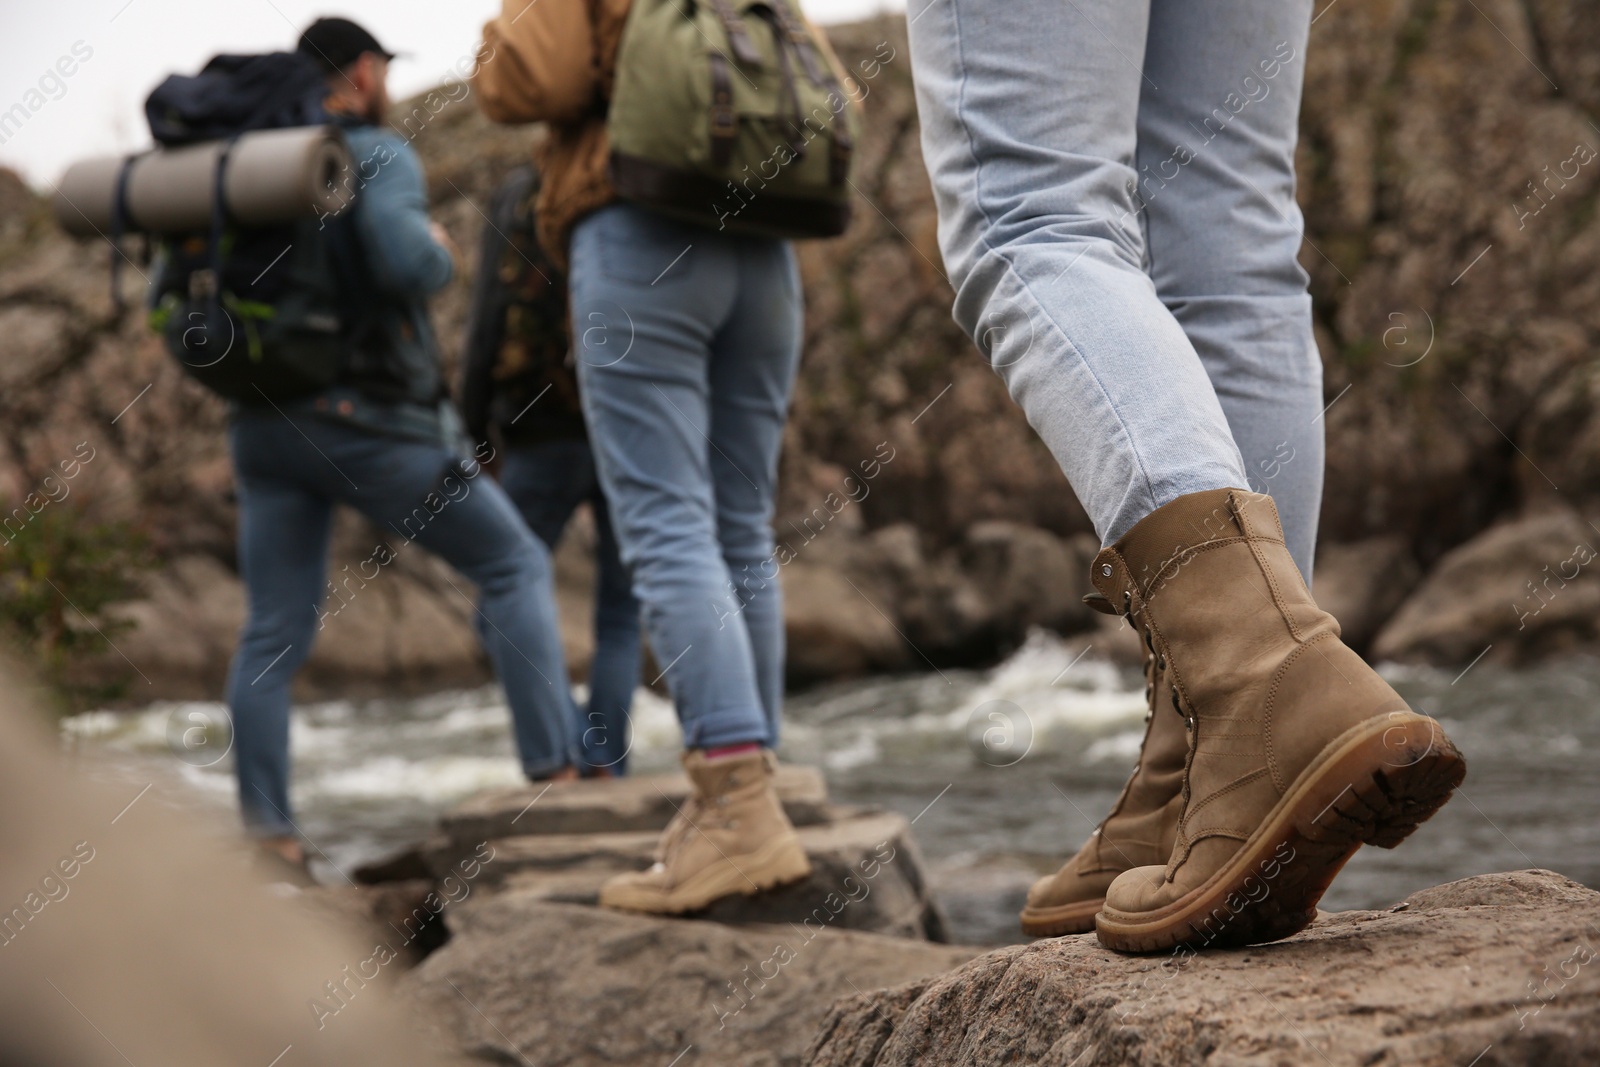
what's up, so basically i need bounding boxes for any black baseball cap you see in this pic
[296,16,398,74]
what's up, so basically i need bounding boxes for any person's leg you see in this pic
[498,440,588,548]
[499,439,642,774]
[906,0,1249,549]
[225,419,334,840]
[585,479,642,774]
[568,204,770,751]
[288,421,582,779]
[571,204,811,914]
[381,455,580,779]
[1137,0,1323,581]
[706,239,804,745]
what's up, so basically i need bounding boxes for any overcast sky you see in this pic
[0,0,906,189]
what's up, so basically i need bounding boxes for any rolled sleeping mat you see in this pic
[53,125,356,237]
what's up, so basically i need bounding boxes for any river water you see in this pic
[62,631,1600,945]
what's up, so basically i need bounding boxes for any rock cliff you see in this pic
[3,3,1600,699]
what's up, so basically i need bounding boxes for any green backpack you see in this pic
[606,0,859,238]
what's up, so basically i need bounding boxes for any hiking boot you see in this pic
[1019,644,1187,936]
[599,748,812,914]
[1091,488,1465,953]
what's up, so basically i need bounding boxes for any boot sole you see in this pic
[1096,711,1464,953]
[599,834,813,915]
[1020,898,1102,937]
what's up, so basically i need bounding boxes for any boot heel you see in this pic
[1304,720,1466,853]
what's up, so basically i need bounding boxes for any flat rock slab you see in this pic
[439,764,832,842]
[400,898,978,1067]
[805,870,1600,1067]
[442,810,949,941]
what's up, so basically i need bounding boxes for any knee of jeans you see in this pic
[721,547,778,593]
[630,548,734,609]
[1149,202,1311,301]
[243,603,319,656]
[475,536,553,598]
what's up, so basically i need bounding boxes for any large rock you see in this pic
[431,809,949,941]
[399,897,978,1067]
[440,764,833,841]
[1373,509,1600,664]
[805,870,1600,1067]
[298,880,450,964]
[1312,535,1422,652]
[782,553,910,684]
[961,521,1097,639]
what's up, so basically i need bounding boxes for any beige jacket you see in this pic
[472,0,633,268]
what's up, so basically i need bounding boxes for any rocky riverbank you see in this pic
[305,767,1600,1067]
[807,870,1600,1067]
[5,2,1600,703]
[322,762,978,1064]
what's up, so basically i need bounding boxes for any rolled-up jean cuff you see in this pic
[680,707,772,751]
[522,751,580,781]
[243,816,295,839]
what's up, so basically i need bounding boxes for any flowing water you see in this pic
[63,631,1600,945]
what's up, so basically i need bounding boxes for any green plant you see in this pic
[0,500,153,708]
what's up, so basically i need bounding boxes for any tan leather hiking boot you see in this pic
[1091,488,1465,953]
[1019,648,1187,936]
[599,748,812,914]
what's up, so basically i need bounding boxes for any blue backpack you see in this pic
[142,52,374,403]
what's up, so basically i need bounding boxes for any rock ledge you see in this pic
[805,869,1600,1067]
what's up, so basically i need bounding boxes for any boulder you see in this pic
[1373,509,1600,664]
[431,809,949,942]
[805,870,1600,1067]
[962,521,1098,641]
[783,554,910,684]
[399,897,978,1067]
[297,880,449,964]
[1312,535,1422,652]
[439,764,833,842]
[110,553,243,689]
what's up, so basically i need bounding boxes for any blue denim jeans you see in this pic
[568,203,801,750]
[499,439,641,773]
[908,0,1323,580]
[226,410,579,837]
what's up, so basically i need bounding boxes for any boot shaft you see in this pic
[1090,489,1342,729]
[1089,489,1413,863]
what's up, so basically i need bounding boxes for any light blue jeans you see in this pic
[568,203,801,750]
[908,0,1324,580]
[227,411,580,837]
[499,439,642,773]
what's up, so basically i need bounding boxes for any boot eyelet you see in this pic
[1102,564,1113,577]
[1157,654,1166,671]
[1170,684,1191,726]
